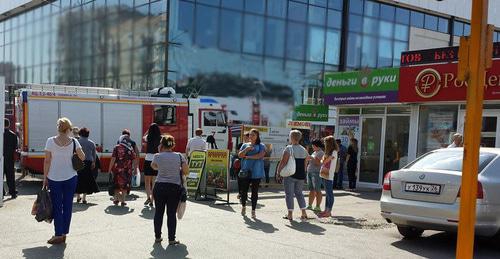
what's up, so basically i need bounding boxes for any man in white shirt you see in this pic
[186,128,207,157]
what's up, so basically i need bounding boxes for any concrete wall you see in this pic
[390,0,500,27]
[408,27,460,50]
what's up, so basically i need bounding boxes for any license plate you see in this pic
[405,183,441,194]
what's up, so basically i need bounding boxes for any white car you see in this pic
[380,148,500,238]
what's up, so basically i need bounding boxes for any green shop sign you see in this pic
[323,68,399,95]
[294,105,328,122]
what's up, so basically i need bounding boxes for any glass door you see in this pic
[383,116,410,178]
[359,117,383,185]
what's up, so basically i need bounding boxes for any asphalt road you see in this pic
[1,178,499,259]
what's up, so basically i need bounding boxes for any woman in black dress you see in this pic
[346,138,359,191]
[143,123,162,207]
[75,128,100,203]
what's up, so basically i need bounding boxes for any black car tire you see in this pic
[397,225,424,239]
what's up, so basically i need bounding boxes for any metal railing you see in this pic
[15,83,154,97]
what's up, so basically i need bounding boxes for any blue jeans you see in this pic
[49,176,78,236]
[323,178,334,211]
[283,177,306,211]
[333,162,345,188]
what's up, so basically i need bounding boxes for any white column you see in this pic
[0,77,5,207]
[407,104,420,163]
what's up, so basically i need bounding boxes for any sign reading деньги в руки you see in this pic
[323,68,400,105]
[293,105,329,122]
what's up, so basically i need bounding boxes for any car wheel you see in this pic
[397,225,424,239]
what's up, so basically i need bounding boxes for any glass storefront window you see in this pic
[424,14,438,31]
[328,0,343,11]
[417,105,458,156]
[245,0,265,14]
[361,35,377,68]
[438,17,449,33]
[327,9,342,29]
[349,0,363,14]
[288,1,307,22]
[307,26,325,63]
[363,17,378,34]
[347,33,362,68]
[325,29,340,65]
[219,10,242,52]
[267,0,287,18]
[338,108,359,115]
[378,38,393,67]
[380,4,395,21]
[286,22,306,60]
[265,18,285,57]
[387,107,411,114]
[364,1,379,17]
[395,8,410,25]
[393,41,407,66]
[362,107,385,114]
[394,24,408,41]
[349,14,363,32]
[379,21,393,38]
[309,5,326,25]
[243,14,264,54]
[384,116,410,174]
[221,0,243,10]
[410,11,424,28]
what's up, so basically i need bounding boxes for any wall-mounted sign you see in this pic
[399,60,500,103]
[400,43,500,67]
[323,68,399,105]
[293,105,329,122]
[286,120,312,129]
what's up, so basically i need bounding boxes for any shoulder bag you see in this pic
[280,145,296,177]
[177,154,187,219]
[107,173,115,196]
[72,139,85,171]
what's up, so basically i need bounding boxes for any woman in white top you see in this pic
[319,136,338,218]
[43,118,85,245]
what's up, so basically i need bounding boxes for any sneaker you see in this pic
[144,198,151,205]
[313,206,322,213]
[306,205,313,210]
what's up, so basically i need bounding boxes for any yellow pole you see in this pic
[456,0,489,258]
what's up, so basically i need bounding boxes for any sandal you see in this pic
[144,198,151,205]
[47,236,65,245]
[121,202,127,207]
[113,200,119,205]
[82,200,87,204]
[282,215,293,220]
[155,237,163,243]
[76,198,81,203]
[251,210,256,219]
[241,207,246,216]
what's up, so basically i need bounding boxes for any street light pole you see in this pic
[456,0,492,258]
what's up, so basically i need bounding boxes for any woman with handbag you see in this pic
[277,130,310,221]
[150,135,188,245]
[43,118,85,245]
[108,135,137,206]
[75,127,100,204]
[238,129,266,218]
[319,136,338,218]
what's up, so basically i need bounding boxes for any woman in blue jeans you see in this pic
[277,130,310,221]
[238,129,266,218]
[43,118,85,245]
[319,136,338,218]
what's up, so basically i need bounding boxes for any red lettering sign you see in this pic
[399,60,500,102]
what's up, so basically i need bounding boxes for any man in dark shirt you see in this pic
[4,118,18,198]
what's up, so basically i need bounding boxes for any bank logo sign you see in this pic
[323,68,399,105]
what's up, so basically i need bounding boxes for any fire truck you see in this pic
[15,84,230,174]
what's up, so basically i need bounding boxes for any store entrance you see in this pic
[359,117,383,185]
[458,110,500,148]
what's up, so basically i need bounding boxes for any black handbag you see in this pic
[72,139,85,171]
[107,173,115,196]
[178,154,187,202]
[238,168,252,180]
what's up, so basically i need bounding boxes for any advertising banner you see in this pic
[286,120,312,129]
[399,61,500,102]
[242,125,289,161]
[337,116,360,148]
[205,149,229,191]
[323,68,399,105]
[186,151,206,194]
[293,105,329,122]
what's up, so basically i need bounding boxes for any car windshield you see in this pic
[405,150,497,173]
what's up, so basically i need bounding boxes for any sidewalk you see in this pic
[0,178,406,259]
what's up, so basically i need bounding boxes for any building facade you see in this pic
[1,0,500,126]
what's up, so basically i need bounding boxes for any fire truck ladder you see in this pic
[15,83,154,97]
